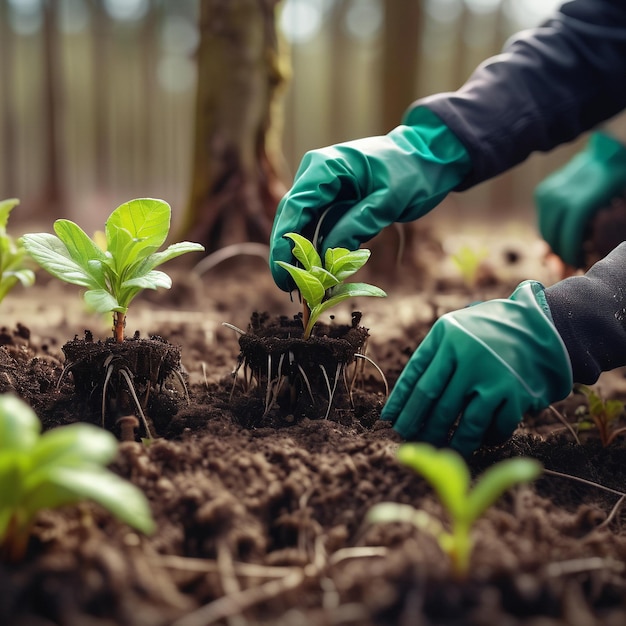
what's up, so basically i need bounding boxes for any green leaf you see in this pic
[310,266,340,290]
[324,246,350,270]
[314,282,386,317]
[0,457,26,536]
[0,395,156,554]
[84,288,122,314]
[283,233,321,271]
[53,220,108,275]
[326,249,371,281]
[275,261,325,307]
[22,466,155,535]
[105,198,171,267]
[605,400,624,421]
[0,199,19,232]
[397,443,470,522]
[6,269,35,288]
[122,270,172,291]
[30,423,118,470]
[22,233,101,288]
[133,241,205,275]
[465,458,542,524]
[0,395,40,452]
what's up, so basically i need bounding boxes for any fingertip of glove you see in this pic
[379,409,393,423]
[269,268,292,292]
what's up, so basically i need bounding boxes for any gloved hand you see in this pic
[269,107,471,290]
[535,131,626,268]
[381,280,573,457]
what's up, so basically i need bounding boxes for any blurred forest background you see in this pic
[0,0,618,244]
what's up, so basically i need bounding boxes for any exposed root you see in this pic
[353,353,389,399]
[119,368,154,439]
[319,363,342,420]
[222,322,247,336]
[547,404,580,445]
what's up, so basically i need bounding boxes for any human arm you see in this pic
[381,243,626,456]
[269,108,471,290]
[416,0,626,188]
[270,0,626,289]
[534,131,626,268]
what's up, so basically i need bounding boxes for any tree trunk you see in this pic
[179,0,290,253]
[381,0,423,131]
[0,1,17,195]
[92,0,109,190]
[41,0,64,210]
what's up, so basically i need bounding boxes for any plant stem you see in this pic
[113,311,125,343]
[450,522,471,580]
[301,301,311,339]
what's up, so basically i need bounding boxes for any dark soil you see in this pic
[3,227,626,626]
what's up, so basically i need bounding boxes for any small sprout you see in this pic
[575,384,626,447]
[450,244,489,288]
[21,198,204,342]
[368,443,542,578]
[0,394,155,562]
[0,199,35,304]
[275,233,386,339]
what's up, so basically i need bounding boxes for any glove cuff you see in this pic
[545,242,626,383]
[510,280,574,399]
[400,106,471,174]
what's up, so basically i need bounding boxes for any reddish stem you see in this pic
[113,311,125,343]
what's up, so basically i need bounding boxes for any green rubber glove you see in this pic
[269,107,471,290]
[535,132,626,268]
[381,281,573,457]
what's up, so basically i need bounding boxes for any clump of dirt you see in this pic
[232,310,373,424]
[62,331,187,436]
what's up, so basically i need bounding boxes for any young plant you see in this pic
[450,243,489,288]
[0,198,35,303]
[275,233,386,339]
[575,384,626,447]
[0,394,155,562]
[368,443,542,578]
[21,198,204,342]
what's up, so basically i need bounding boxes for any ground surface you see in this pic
[3,224,626,626]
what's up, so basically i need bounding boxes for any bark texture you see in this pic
[180,0,290,253]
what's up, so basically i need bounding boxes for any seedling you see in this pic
[21,198,204,342]
[368,443,542,578]
[0,198,35,304]
[0,394,155,562]
[275,233,386,339]
[450,243,489,288]
[575,384,626,447]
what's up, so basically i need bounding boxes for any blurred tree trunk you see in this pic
[92,0,109,190]
[374,1,424,274]
[381,0,423,131]
[41,0,64,210]
[0,1,17,195]
[179,0,290,253]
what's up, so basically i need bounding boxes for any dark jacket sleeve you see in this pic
[411,0,626,189]
[545,242,626,383]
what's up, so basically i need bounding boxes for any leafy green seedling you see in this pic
[21,198,204,342]
[368,443,542,578]
[575,384,626,447]
[275,233,386,339]
[0,199,35,303]
[0,394,155,562]
[450,244,489,288]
